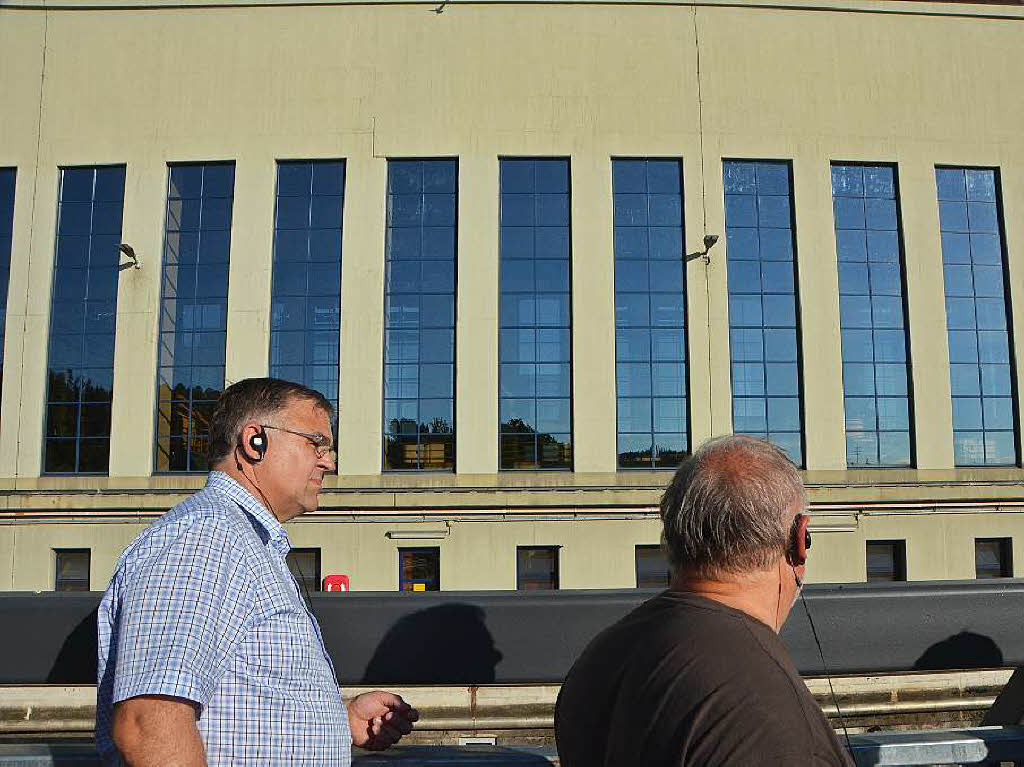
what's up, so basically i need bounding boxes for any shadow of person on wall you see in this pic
[362,603,503,685]
[913,630,1004,671]
[47,606,99,684]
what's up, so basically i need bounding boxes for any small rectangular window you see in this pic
[976,538,1013,579]
[399,547,440,591]
[54,549,90,591]
[517,546,559,590]
[286,547,322,593]
[866,540,906,582]
[635,544,670,589]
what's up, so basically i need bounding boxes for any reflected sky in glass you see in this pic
[832,163,912,468]
[938,167,1017,466]
[724,160,803,467]
[499,159,572,470]
[384,159,456,471]
[156,163,233,472]
[270,160,343,431]
[613,159,688,469]
[45,166,124,474]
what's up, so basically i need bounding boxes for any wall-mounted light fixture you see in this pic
[118,243,141,271]
[684,234,720,264]
[386,529,450,540]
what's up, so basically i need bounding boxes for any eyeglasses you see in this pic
[261,424,336,460]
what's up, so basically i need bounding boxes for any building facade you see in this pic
[1,0,1024,591]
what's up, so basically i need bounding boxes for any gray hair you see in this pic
[207,378,334,465]
[659,435,807,580]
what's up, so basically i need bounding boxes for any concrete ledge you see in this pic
[0,671,1010,735]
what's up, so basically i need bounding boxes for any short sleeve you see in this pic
[111,518,257,708]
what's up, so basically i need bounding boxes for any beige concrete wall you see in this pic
[1,1,1022,478]
[4,509,1024,590]
[2,0,1024,589]
[0,521,149,590]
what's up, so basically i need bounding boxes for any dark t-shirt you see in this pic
[555,591,853,767]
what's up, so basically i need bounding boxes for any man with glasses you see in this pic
[97,378,417,766]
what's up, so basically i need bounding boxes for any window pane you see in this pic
[46,167,124,473]
[613,160,687,468]
[156,163,232,472]
[725,161,802,466]
[866,540,906,582]
[975,538,1012,579]
[500,160,571,470]
[635,545,670,589]
[517,546,559,590]
[833,164,912,468]
[399,547,440,591]
[937,167,1017,467]
[287,548,322,592]
[271,160,343,426]
[382,161,456,471]
[54,549,90,591]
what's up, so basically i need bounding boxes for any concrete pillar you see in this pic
[338,153,387,476]
[455,153,499,474]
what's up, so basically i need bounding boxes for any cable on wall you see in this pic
[691,2,716,437]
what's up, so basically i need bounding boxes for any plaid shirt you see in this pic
[96,471,352,765]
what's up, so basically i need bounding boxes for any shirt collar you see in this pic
[206,470,290,553]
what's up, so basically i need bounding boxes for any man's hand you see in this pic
[347,690,419,751]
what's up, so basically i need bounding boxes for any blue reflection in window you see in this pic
[938,167,1017,466]
[384,160,456,471]
[155,162,234,472]
[45,166,124,473]
[724,160,803,466]
[499,159,572,470]
[832,164,913,468]
[0,169,13,412]
[270,160,343,442]
[613,159,687,469]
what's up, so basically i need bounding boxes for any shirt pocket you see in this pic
[242,606,336,690]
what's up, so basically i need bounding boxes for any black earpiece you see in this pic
[788,517,811,565]
[248,428,268,461]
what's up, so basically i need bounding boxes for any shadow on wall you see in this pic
[362,603,503,684]
[48,607,99,683]
[913,630,1004,671]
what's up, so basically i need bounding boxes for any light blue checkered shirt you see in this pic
[96,471,352,765]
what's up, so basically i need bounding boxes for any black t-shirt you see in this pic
[555,591,854,767]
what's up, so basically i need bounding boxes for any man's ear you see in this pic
[787,513,810,566]
[238,422,267,464]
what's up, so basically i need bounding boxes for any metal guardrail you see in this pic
[848,726,1024,765]
[5,730,1024,766]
